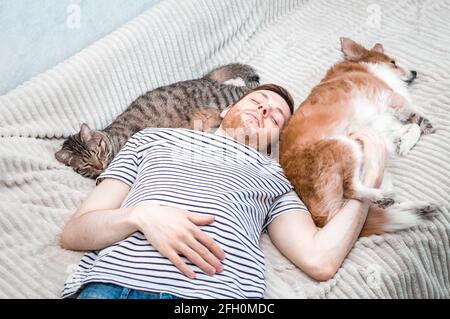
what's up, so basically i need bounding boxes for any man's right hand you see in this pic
[130,202,225,279]
[348,129,388,188]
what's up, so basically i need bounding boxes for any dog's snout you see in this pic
[411,70,417,78]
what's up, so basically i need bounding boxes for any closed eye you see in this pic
[271,116,278,126]
[273,111,285,127]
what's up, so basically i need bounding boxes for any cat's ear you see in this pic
[55,149,72,165]
[80,123,93,143]
[220,105,232,119]
[340,37,367,61]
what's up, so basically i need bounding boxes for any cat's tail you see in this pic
[203,63,260,88]
[360,202,437,237]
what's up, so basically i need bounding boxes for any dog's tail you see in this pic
[360,202,435,237]
[203,63,260,88]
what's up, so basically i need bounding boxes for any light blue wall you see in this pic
[0,0,161,95]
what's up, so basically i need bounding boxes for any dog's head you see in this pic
[340,37,417,84]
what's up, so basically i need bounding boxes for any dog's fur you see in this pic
[280,37,436,237]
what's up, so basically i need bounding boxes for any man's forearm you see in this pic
[268,196,372,281]
[60,207,138,251]
[313,198,370,273]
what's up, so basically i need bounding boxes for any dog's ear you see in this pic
[340,37,366,61]
[372,43,384,53]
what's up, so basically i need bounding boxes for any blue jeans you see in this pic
[77,282,181,299]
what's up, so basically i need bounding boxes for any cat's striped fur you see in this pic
[55,63,260,178]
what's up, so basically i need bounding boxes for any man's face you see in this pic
[219,89,292,149]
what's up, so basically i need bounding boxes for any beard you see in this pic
[220,111,273,154]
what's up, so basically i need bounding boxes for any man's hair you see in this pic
[236,83,295,114]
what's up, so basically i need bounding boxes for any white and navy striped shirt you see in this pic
[62,128,308,299]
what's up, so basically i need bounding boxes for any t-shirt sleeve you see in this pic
[263,190,310,231]
[95,130,146,187]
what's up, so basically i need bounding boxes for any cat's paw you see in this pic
[223,78,246,87]
[246,75,260,89]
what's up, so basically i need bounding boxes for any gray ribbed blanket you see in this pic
[0,0,448,298]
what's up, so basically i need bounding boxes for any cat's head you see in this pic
[55,123,112,178]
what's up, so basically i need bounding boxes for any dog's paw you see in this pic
[418,117,435,135]
[361,188,393,205]
[373,189,396,207]
[396,124,421,156]
[396,141,411,156]
[374,197,396,208]
[354,186,396,206]
[416,202,439,215]
[389,201,439,216]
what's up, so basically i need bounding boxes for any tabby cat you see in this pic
[55,63,260,178]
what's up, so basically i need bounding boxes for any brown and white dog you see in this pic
[280,38,436,237]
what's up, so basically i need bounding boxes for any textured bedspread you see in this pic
[0,0,449,298]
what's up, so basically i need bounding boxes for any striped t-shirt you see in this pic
[62,128,308,299]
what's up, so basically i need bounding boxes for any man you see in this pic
[60,84,386,299]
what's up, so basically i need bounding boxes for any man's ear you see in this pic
[340,37,367,61]
[220,105,232,119]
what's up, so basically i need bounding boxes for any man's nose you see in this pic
[258,104,270,117]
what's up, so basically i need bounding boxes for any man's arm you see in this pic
[269,129,387,281]
[267,199,370,281]
[59,178,137,251]
[60,178,225,278]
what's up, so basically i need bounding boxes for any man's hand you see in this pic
[349,129,388,188]
[130,203,225,279]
